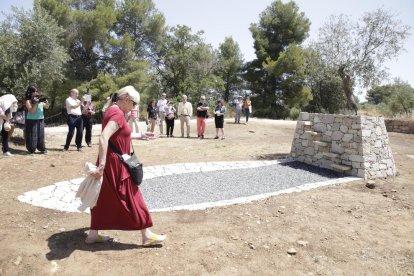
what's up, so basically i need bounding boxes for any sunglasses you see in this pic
[124,97,137,106]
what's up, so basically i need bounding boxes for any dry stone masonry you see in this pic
[384,119,414,134]
[290,112,397,179]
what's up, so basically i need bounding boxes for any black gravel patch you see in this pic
[140,161,345,210]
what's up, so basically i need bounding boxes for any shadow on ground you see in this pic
[45,228,153,260]
[10,136,25,145]
[280,161,344,179]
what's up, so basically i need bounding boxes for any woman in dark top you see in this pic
[196,95,209,139]
[214,100,226,140]
[165,101,176,137]
[146,99,158,133]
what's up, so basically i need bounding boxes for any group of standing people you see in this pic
[146,93,176,137]
[195,96,227,139]
[0,85,98,157]
[145,94,232,140]
[144,93,252,140]
[233,96,252,124]
[0,85,50,156]
[1,86,253,156]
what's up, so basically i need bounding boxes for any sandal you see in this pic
[142,233,167,247]
[85,234,111,244]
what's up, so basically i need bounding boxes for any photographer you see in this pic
[63,88,83,151]
[25,85,49,154]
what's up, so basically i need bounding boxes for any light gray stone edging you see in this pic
[17,159,360,213]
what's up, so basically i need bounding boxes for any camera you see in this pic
[31,95,48,104]
[38,96,48,102]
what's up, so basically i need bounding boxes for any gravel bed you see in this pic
[140,161,344,210]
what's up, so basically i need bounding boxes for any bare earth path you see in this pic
[0,118,413,275]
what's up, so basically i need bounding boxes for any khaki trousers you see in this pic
[158,112,166,134]
[180,115,191,137]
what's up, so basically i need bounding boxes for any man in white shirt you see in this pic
[63,88,83,151]
[177,94,193,138]
[156,93,167,135]
[233,96,243,124]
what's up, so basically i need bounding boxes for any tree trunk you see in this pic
[338,67,358,114]
[50,98,55,111]
[224,78,230,102]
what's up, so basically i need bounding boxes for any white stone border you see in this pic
[17,159,361,213]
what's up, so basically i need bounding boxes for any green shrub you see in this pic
[288,107,301,120]
[253,106,289,119]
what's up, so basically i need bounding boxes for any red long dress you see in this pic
[90,105,153,230]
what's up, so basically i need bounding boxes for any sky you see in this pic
[1,0,413,95]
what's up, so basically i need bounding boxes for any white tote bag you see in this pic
[75,162,102,212]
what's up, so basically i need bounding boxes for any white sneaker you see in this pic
[3,152,13,157]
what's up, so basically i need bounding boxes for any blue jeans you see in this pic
[64,115,83,149]
[244,108,250,123]
[82,115,93,145]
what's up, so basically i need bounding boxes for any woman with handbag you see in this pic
[164,101,176,137]
[214,99,226,140]
[88,85,166,246]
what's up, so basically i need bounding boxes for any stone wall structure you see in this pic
[385,119,414,134]
[290,112,397,179]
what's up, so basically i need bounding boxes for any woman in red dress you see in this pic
[87,86,166,246]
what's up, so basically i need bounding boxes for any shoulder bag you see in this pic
[108,141,143,186]
[11,111,25,125]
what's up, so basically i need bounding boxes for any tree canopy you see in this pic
[366,79,414,117]
[216,37,244,102]
[0,7,69,97]
[155,25,219,101]
[302,47,346,114]
[247,0,311,118]
[315,9,411,114]
[0,0,411,120]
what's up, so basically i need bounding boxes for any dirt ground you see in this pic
[0,118,413,275]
